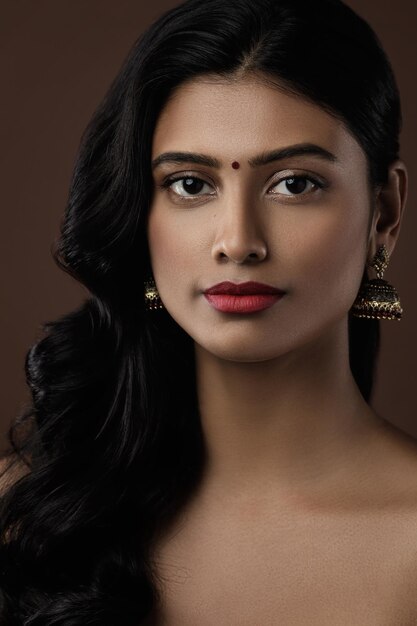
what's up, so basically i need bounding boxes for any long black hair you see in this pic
[0,0,401,622]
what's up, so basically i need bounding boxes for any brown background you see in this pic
[1,1,416,450]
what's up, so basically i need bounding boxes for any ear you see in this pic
[367,159,408,263]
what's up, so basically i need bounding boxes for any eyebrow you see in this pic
[151,143,339,170]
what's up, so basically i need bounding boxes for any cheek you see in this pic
[146,208,198,294]
[284,206,369,303]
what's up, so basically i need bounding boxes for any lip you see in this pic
[204,281,285,295]
[203,281,286,314]
[204,293,284,313]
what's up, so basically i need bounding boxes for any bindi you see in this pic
[231,161,240,169]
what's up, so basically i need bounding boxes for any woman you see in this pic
[0,0,414,623]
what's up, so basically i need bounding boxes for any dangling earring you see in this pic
[144,275,164,311]
[351,244,403,320]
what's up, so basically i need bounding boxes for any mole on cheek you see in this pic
[231,161,240,169]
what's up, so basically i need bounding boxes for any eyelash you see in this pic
[158,173,326,201]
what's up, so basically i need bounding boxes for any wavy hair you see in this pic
[0,0,401,622]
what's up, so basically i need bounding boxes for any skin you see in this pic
[145,74,416,623]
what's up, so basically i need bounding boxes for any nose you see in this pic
[211,200,268,264]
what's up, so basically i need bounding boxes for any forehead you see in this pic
[152,76,366,168]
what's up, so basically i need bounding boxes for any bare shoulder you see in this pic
[0,454,30,496]
[374,420,417,615]
[371,416,417,488]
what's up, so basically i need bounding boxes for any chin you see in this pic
[194,337,292,363]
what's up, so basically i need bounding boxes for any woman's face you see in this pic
[147,75,374,362]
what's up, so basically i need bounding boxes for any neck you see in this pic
[194,318,382,498]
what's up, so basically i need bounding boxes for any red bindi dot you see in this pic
[231,161,240,169]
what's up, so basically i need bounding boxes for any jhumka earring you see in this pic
[144,275,164,311]
[351,244,403,320]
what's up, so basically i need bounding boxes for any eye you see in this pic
[158,172,325,201]
[162,176,214,197]
[269,175,323,197]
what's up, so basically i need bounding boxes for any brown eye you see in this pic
[270,176,321,196]
[168,176,213,197]
[284,178,309,194]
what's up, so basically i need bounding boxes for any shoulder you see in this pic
[360,417,417,518]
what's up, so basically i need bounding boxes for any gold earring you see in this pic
[351,244,403,320]
[144,276,164,311]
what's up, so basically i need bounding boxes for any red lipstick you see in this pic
[203,281,285,313]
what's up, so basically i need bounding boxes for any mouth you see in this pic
[203,281,286,314]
